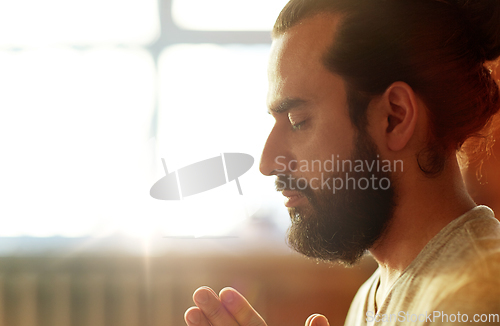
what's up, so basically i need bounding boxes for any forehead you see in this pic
[267,14,344,106]
[270,13,341,67]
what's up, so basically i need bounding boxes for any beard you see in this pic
[277,131,396,266]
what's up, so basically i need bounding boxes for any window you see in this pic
[0,0,290,245]
[172,0,286,31]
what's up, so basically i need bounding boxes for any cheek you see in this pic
[313,120,355,162]
[293,126,354,188]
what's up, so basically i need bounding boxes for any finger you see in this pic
[309,314,330,326]
[193,286,239,326]
[305,314,320,326]
[219,287,267,326]
[184,307,211,326]
[201,286,219,298]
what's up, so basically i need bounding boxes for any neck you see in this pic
[369,156,476,303]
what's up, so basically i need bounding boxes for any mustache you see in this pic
[274,174,311,193]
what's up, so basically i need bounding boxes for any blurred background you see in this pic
[0,0,377,325]
[0,0,498,325]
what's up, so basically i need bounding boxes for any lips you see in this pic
[282,190,307,207]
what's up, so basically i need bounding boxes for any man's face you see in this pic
[261,15,395,266]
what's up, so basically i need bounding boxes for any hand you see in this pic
[184,286,267,326]
[184,286,330,326]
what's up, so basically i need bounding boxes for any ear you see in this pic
[383,82,419,152]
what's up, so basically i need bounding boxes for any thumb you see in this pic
[306,314,329,326]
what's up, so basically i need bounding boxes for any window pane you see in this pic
[0,48,156,236]
[0,0,159,47]
[172,0,289,31]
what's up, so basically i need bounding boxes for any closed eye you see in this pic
[291,120,306,131]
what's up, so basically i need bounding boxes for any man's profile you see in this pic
[184,0,500,325]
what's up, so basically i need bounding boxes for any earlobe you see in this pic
[385,82,418,152]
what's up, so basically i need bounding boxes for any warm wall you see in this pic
[0,254,376,326]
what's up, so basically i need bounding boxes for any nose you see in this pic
[259,124,295,176]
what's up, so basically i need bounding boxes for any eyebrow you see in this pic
[267,98,308,114]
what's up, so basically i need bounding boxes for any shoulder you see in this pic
[395,207,500,319]
[426,208,500,319]
[432,271,500,325]
[436,250,500,305]
[429,206,500,268]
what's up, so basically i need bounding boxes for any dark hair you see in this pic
[273,0,500,175]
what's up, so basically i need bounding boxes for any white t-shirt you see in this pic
[344,206,500,325]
